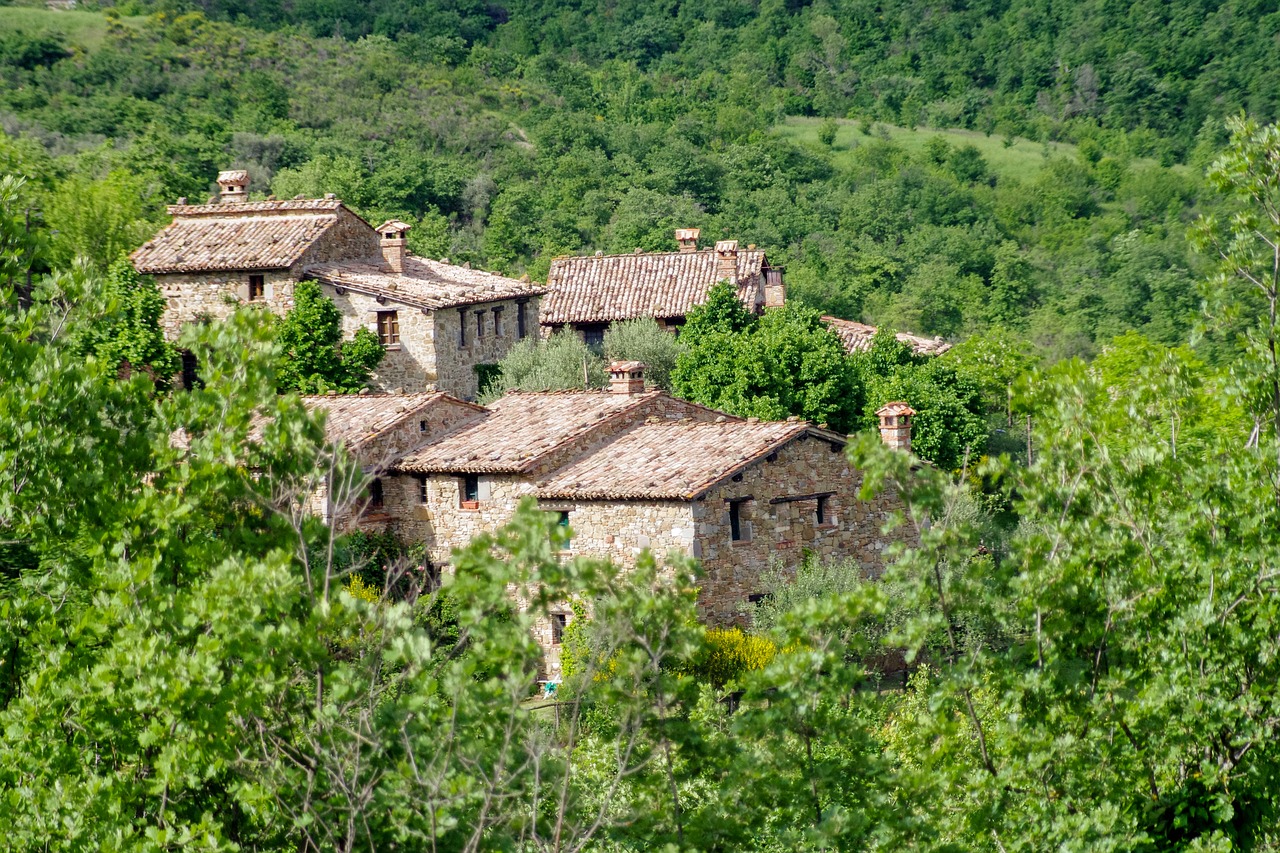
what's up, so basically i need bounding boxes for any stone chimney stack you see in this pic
[217,170,250,203]
[608,361,647,395]
[875,402,916,452]
[377,219,412,273]
[764,267,787,308]
[675,227,700,253]
[715,240,739,283]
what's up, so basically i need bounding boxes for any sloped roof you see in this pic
[306,256,546,311]
[541,248,767,325]
[132,199,346,274]
[250,393,481,450]
[535,419,824,500]
[395,390,670,474]
[822,316,953,356]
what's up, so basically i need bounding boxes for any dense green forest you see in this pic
[5,0,1272,357]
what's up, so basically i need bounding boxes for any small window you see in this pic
[729,501,744,541]
[492,306,504,337]
[460,474,479,507]
[377,311,400,346]
[475,310,485,339]
[458,307,468,347]
[816,495,829,525]
[181,350,201,390]
[248,274,265,302]
[551,613,568,645]
[417,475,428,504]
[384,231,397,241]
[516,300,528,339]
[582,325,605,352]
[419,419,429,433]
[368,478,384,510]
[558,510,571,549]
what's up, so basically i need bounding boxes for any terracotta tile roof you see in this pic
[132,200,345,274]
[306,256,546,311]
[535,419,818,500]
[541,248,768,325]
[822,316,953,356]
[395,390,669,474]
[250,393,480,450]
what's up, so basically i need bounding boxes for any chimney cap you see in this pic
[377,219,412,235]
[875,401,916,418]
[608,360,646,374]
[217,169,250,186]
[715,239,739,254]
[675,228,700,240]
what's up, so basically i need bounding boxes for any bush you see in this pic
[602,317,684,391]
[691,627,776,688]
[482,330,606,401]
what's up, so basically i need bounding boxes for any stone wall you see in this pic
[297,208,380,265]
[386,473,536,566]
[432,298,541,401]
[324,287,440,393]
[154,269,296,338]
[693,434,913,621]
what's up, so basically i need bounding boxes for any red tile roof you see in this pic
[535,419,822,500]
[395,390,672,474]
[305,256,545,311]
[821,316,952,356]
[541,248,768,325]
[132,200,346,274]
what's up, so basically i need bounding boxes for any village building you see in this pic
[542,228,949,356]
[540,228,786,345]
[131,170,544,399]
[278,363,917,671]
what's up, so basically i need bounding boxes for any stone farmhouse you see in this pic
[131,170,545,400]
[542,227,949,356]
[541,228,786,346]
[278,363,917,670]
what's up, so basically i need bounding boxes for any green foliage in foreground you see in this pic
[275,279,384,393]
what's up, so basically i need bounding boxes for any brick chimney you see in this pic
[217,170,249,203]
[377,219,412,273]
[675,227,700,253]
[715,240,739,283]
[875,402,916,452]
[608,361,647,395]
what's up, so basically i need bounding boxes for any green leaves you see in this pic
[275,279,384,394]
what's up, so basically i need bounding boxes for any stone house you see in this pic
[131,170,545,399]
[540,228,787,345]
[288,363,915,670]
[541,228,949,356]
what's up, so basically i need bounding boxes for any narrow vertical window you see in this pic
[368,478,384,510]
[475,310,485,339]
[729,501,743,541]
[377,311,399,346]
[181,350,200,390]
[460,474,479,507]
[417,475,428,504]
[816,495,829,525]
[551,613,568,645]
[558,510,571,549]
[459,307,468,347]
[516,300,528,339]
[419,419,428,434]
[248,274,265,302]
[492,306,503,337]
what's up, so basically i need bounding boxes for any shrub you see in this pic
[691,627,776,688]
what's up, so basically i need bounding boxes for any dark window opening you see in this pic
[729,501,744,541]
[551,613,568,645]
[492,306,504,337]
[248,274,265,302]
[384,231,397,241]
[747,592,772,605]
[816,495,829,525]
[368,478,384,510]
[461,474,479,506]
[419,419,429,433]
[417,475,428,504]
[516,300,528,338]
[180,350,201,390]
[556,510,572,549]
[581,324,605,352]
[459,308,468,347]
[377,311,400,346]
[475,310,485,339]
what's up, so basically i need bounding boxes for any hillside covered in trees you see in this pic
[3,0,1274,357]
